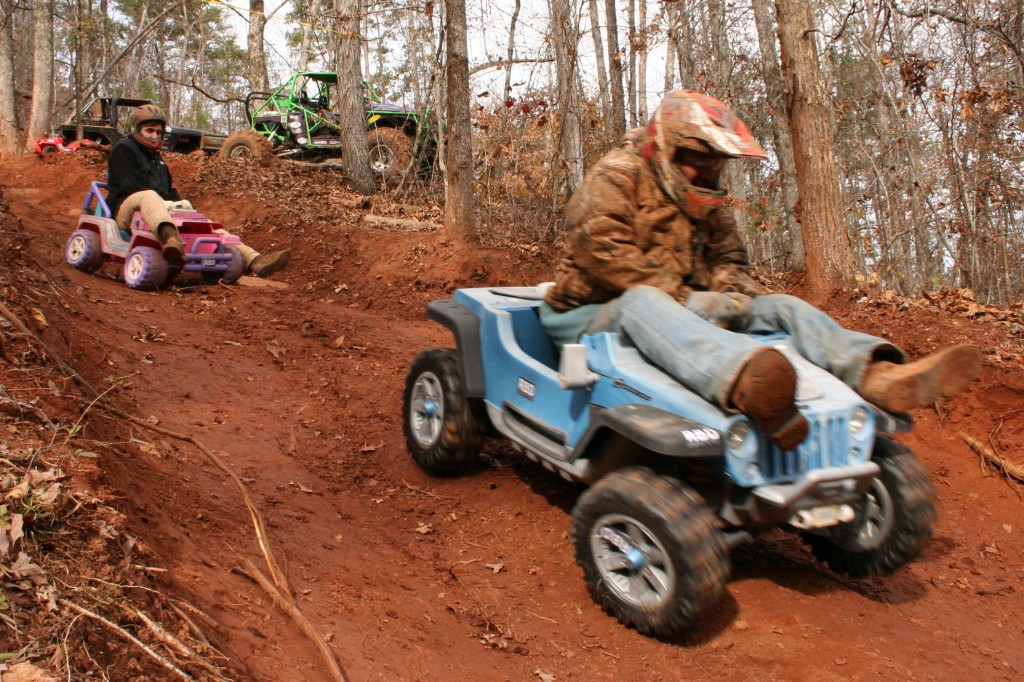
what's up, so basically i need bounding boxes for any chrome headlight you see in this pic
[849,406,869,435]
[727,420,751,450]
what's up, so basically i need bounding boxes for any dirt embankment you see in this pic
[0,150,1022,681]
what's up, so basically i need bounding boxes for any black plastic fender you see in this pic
[575,404,725,459]
[426,299,485,398]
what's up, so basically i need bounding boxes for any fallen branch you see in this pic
[171,597,221,631]
[128,605,228,680]
[360,214,440,231]
[959,431,1024,482]
[59,598,192,680]
[4,258,345,677]
[235,557,349,682]
[169,602,213,647]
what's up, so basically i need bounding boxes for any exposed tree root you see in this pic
[58,598,193,680]
[1,296,348,680]
[235,556,349,682]
[959,431,1024,483]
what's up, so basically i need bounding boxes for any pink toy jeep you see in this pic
[64,181,244,290]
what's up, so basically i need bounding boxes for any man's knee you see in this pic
[621,285,675,307]
[126,189,161,203]
[753,293,812,314]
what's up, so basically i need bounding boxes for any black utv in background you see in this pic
[58,96,226,153]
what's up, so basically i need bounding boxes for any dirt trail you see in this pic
[1,151,1023,681]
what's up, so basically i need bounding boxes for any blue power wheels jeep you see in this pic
[403,286,937,636]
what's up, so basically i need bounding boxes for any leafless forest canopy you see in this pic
[1,0,1022,303]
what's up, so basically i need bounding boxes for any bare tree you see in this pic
[247,0,269,91]
[334,0,374,194]
[297,0,321,72]
[751,0,802,269]
[775,0,855,296]
[604,0,626,135]
[549,0,584,194]
[24,0,54,151]
[636,0,647,123]
[587,0,611,131]
[626,0,635,126]
[444,0,474,237]
[0,0,17,156]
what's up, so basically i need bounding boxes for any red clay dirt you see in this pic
[1,150,1022,681]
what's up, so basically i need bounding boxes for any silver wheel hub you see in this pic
[409,371,443,448]
[591,513,674,608]
[68,236,85,259]
[125,253,145,280]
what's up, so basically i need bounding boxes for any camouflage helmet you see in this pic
[648,90,765,159]
[129,104,167,132]
[646,91,764,220]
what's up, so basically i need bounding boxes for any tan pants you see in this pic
[115,190,174,231]
[214,228,259,268]
[115,192,258,269]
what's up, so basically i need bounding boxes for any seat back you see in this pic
[508,306,559,370]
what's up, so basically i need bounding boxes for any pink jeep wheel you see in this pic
[123,246,169,291]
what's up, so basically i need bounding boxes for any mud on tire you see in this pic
[572,467,730,637]
[220,130,275,164]
[803,435,937,578]
[367,127,414,187]
[402,348,485,473]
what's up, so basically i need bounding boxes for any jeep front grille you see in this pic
[761,413,852,482]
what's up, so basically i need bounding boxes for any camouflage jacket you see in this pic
[544,128,758,311]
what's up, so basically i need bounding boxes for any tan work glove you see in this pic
[684,291,753,330]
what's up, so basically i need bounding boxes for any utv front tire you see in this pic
[572,467,730,637]
[403,349,484,473]
[803,435,937,577]
[367,127,414,187]
[220,130,274,163]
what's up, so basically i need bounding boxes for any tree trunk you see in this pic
[297,0,319,72]
[24,0,54,151]
[587,0,611,132]
[664,0,678,91]
[334,0,375,195]
[0,0,18,156]
[502,0,521,107]
[775,0,854,297]
[604,0,626,136]
[626,0,636,127]
[247,0,269,91]
[751,0,803,269]
[636,0,647,123]
[444,0,474,238]
[549,0,584,194]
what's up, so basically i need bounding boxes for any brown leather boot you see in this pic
[859,345,983,413]
[730,348,809,451]
[157,223,184,264]
[249,249,292,277]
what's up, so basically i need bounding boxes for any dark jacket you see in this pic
[544,128,758,312]
[106,136,180,217]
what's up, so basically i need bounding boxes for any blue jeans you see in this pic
[540,286,904,409]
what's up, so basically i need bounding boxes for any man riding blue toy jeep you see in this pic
[403,91,982,637]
